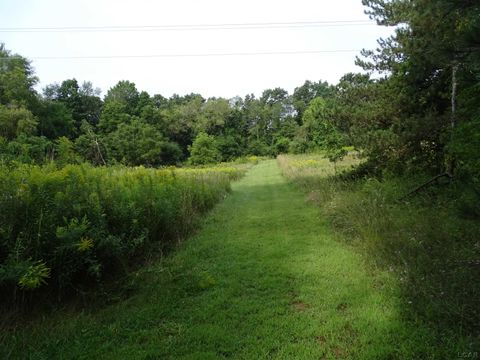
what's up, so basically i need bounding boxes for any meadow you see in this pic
[1,1,479,355]
[278,153,480,353]
[0,161,247,307]
[1,159,460,360]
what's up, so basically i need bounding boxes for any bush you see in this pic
[0,163,245,304]
[188,132,221,165]
[449,117,480,192]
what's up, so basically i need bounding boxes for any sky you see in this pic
[0,0,393,99]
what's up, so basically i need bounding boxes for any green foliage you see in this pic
[1,160,460,359]
[294,96,350,166]
[292,80,334,123]
[0,105,38,139]
[36,101,75,139]
[301,97,331,148]
[216,134,243,161]
[160,95,203,157]
[105,118,168,166]
[197,98,231,134]
[449,117,480,185]
[246,139,270,156]
[55,136,78,166]
[18,261,51,290]
[188,132,221,165]
[43,78,102,130]
[273,137,290,154]
[0,163,246,302]
[0,43,38,108]
[279,154,480,352]
[73,122,106,165]
[0,45,340,168]
[104,80,139,115]
[0,134,53,164]
[158,141,183,165]
[98,101,131,134]
[356,0,480,175]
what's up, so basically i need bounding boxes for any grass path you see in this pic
[4,160,435,359]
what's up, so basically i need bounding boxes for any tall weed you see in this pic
[278,154,480,346]
[0,163,246,304]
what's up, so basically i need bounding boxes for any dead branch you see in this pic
[398,172,452,201]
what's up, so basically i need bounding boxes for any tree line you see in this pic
[1,0,479,188]
[0,43,341,167]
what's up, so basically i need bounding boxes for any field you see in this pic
[0,162,247,306]
[278,154,480,355]
[1,1,479,357]
[1,158,474,359]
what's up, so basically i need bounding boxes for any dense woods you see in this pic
[0,45,340,167]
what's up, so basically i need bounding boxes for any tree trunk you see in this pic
[451,63,458,131]
[446,63,458,177]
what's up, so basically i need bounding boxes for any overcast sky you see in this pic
[0,0,393,98]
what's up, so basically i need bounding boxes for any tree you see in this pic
[43,79,103,131]
[292,80,334,123]
[135,91,153,116]
[292,96,350,167]
[197,98,231,135]
[243,95,265,143]
[104,81,139,116]
[357,0,480,174]
[36,101,75,139]
[0,44,38,108]
[3,134,52,164]
[188,132,221,165]
[98,101,131,134]
[105,119,179,166]
[324,128,348,174]
[257,88,295,150]
[301,97,332,149]
[216,133,243,161]
[74,121,107,165]
[0,105,37,139]
[55,136,78,166]
[330,73,400,169]
[161,96,203,158]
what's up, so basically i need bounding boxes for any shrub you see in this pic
[0,163,245,304]
[188,132,221,165]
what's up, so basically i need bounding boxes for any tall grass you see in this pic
[0,163,246,305]
[278,154,480,351]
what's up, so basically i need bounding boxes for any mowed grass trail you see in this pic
[3,160,439,359]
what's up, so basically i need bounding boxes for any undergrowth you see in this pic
[278,154,480,352]
[0,162,246,307]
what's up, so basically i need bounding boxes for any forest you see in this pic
[1,0,479,358]
[0,47,338,166]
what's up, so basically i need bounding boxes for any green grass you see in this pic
[278,154,479,356]
[1,160,456,359]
